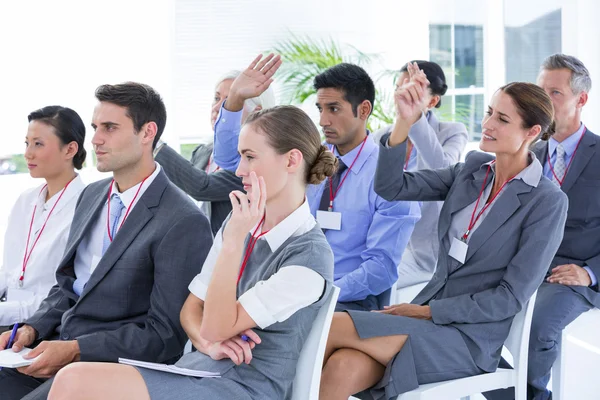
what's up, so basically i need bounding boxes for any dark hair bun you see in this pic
[541,121,556,141]
[308,145,338,185]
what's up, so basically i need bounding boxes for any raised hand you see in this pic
[225,54,282,112]
[394,62,430,124]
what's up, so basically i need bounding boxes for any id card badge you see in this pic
[316,210,342,230]
[7,287,35,302]
[449,237,468,263]
[90,255,102,274]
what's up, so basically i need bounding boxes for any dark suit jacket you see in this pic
[155,145,243,235]
[25,170,212,363]
[190,142,213,170]
[376,136,568,372]
[532,128,600,308]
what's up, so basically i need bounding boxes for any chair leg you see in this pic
[552,332,565,400]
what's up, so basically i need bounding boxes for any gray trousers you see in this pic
[0,367,52,399]
[484,282,594,400]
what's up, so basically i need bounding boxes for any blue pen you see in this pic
[240,335,249,342]
[0,324,19,371]
[6,324,18,349]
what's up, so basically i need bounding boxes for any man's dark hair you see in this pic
[313,63,375,117]
[95,82,167,148]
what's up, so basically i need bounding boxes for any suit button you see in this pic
[61,333,70,340]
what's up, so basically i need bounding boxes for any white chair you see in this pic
[395,282,428,305]
[292,285,340,400]
[552,308,600,400]
[392,291,538,400]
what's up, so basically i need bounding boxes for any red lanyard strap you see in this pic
[462,162,516,241]
[547,126,586,186]
[404,140,413,170]
[20,178,75,286]
[237,215,268,284]
[328,136,368,211]
[106,176,150,242]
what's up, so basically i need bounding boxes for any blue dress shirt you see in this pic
[213,104,421,302]
[543,123,596,286]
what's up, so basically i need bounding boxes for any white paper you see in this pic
[449,237,468,263]
[6,288,35,303]
[0,348,38,368]
[118,358,221,378]
[316,210,342,230]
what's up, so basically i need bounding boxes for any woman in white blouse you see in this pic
[0,106,87,329]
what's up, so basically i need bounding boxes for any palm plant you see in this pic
[270,34,393,131]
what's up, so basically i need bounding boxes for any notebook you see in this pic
[0,348,38,368]
[118,358,221,378]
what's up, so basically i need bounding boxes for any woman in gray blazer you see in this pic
[320,81,569,400]
[373,61,469,290]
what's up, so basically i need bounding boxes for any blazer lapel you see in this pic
[438,165,492,243]
[462,180,532,265]
[561,131,596,193]
[532,141,548,167]
[78,172,168,299]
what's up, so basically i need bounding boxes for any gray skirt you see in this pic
[347,310,484,400]
[135,367,255,400]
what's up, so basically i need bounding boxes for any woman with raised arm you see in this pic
[0,106,86,330]
[319,82,569,399]
[47,105,336,400]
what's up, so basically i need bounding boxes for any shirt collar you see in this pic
[483,151,543,188]
[332,132,377,175]
[548,122,585,157]
[250,198,315,252]
[31,175,84,211]
[111,163,161,207]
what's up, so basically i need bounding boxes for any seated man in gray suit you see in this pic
[154,71,275,236]
[0,82,213,400]
[486,54,599,400]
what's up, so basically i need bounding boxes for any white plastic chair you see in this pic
[392,291,538,400]
[552,308,600,400]
[292,285,340,400]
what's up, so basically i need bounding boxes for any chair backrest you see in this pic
[292,285,340,400]
[503,290,538,397]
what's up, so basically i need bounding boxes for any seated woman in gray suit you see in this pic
[319,81,569,399]
[374,60,469,292]
[47,106,337,400]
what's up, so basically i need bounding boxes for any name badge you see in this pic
[449,237,468,263]
[7,288,35,303]
[316,210,342,230]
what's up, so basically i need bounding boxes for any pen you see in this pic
[240,335,249,342]
[6,324,18,349]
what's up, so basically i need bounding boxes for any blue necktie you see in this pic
[102,194,125,255]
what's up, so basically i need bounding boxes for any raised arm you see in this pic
[374,135,464,202]
[213,54,281,171]
[408,114,468,169]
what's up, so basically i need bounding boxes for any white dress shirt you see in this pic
[0,175,86,325]
[73,163,162,295]
[188,199,325,329]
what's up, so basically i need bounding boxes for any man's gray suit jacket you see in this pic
[532,128,600,308]
[25,170,212,363]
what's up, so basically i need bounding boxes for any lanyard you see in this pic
[20,177,75,287]
[327,136,368,211]
[237,215,269,284]
[462,162,516,241]
[547,126,586,186]
[106,176,150,242]
[205,155,220,173]
[405,139,413,170]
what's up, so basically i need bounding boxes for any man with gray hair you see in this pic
[487,53,599,400]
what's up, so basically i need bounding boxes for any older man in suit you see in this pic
[0,82,212,400]
[486,54,599,400]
